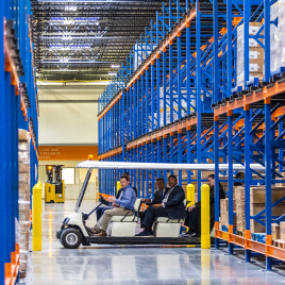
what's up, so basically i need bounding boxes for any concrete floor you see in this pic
[27,201,285,285]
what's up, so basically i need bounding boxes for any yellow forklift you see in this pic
[45,165,65,203]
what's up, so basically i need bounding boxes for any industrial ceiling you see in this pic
[31,0,180,82]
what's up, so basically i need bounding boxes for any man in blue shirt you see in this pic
[91,175,136,237]
[95,172,131,221]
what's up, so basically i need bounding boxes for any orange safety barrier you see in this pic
[5,244,20,285]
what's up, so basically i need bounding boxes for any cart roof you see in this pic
[76,160,265,171]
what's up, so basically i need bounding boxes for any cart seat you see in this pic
[111,216,138,222]
[109,198,142,237]
[155,217,183,223]
[153,199,187,237]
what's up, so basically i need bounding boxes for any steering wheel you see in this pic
[99,195,109,205]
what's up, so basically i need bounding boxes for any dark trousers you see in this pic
[139,210,146,228]
[184,207,200,235]
[184,205,215,236]
[142,206,169,231]
[96,205,112,221]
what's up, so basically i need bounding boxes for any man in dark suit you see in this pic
[136,175,185,236]
[139,177,170,226]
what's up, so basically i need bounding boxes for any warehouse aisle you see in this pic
[28,201,285,285]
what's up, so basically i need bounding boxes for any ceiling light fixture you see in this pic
[62,36,72,41]
[65,6,77,11]
[111,65,120,68]
[108,72,117,76]
[63,20,75,25]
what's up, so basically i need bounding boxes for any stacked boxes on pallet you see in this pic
[233,186,285,235]
[235,186,245,234]
[220,198,236,229]
[237,22,264,88]
[250,186,285,233]
[18,129,31,279]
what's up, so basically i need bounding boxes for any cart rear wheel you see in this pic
[60,228,82,249]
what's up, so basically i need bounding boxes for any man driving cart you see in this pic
[88,174,136,236]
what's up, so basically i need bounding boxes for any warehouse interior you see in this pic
[2,0,285,284]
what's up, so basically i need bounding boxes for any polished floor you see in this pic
[27,201,285,285]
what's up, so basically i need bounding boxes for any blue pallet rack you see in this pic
[1,0,38,283]
[98,0,285,269]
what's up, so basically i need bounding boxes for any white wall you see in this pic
[39,102,98,145]
[38,84,106,145]
[38,84,106,200]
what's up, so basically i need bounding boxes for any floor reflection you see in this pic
[30,201,285,285]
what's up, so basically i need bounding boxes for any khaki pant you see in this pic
[94,207,133,231]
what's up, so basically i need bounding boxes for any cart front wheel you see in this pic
[60,228,82,249]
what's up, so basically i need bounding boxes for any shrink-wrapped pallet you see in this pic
[18,129,31,279]
[237,22,264,88]
[270,1,285,73]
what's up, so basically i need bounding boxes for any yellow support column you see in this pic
[201,184,211,249]
[116,181,121,193]
[186,184,195,206]
[33,182,42,251]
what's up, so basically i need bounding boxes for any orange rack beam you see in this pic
[214,80,285,119]
[126,116,201,151]
[98,146,123,160]
[4,18,28,121]
[98,6,197,120]
[215,230,285,263]
[5,244,20,285]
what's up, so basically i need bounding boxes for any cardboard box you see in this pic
[250,186,285,204]
[18,129,29,141]
[280,221,285,240]
[19,211,30,221]
[19,201,30,214]
[19,193,30,202]
[250,219,265,233]
[19,221,31,233]
[19,173,30,184]
[19,183,30,195]
[237,217,245,233]
[238,22,264,36]
[236,203,245,218]
[19,163,30,173]
[272,223,280,240]
[19,151,30,164]
[250,203,285,217]
[235,186,245,200]
[220,199,228,213]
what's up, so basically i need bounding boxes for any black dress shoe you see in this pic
[135,230,154,236]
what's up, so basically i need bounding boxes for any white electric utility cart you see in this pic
[56,160,264,249]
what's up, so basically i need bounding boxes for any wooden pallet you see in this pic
[273,239,285,249]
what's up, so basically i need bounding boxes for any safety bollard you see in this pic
[117,181,121,193]
[201,184,211,249]
[186,184,195,207]
[33,182,42,251]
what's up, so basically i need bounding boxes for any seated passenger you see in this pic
[183,174,225,237]
[95,172,131,222]
[89,175,136,237]
[139,177,170,226]
[136,175,185,236]
[234,172,245,186]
